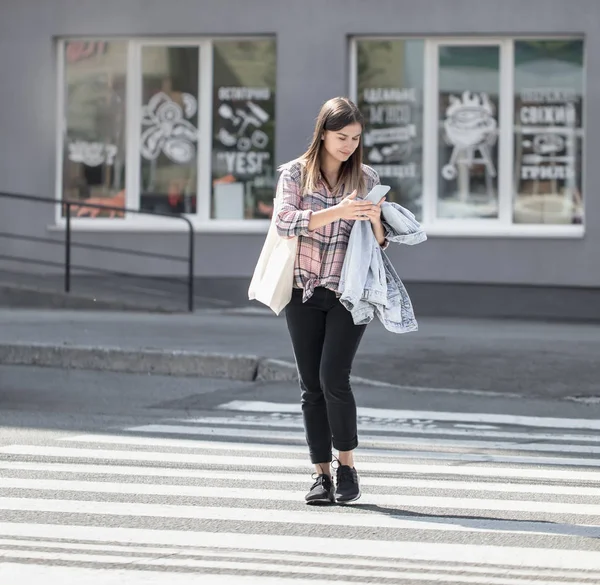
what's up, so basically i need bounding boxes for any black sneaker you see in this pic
[335,465,361,503]
[305,474,335,505]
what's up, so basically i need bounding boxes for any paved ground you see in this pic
[0,308,599,399]
[1,366,600,584]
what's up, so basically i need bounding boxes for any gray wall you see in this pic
[0,0,598,287]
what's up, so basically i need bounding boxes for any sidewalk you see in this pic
[0,308,599,401]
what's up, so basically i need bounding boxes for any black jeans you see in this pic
[285,287,367,464]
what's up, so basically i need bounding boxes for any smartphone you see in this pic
[364,184,391,204]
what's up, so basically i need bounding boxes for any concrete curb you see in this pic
[0,343,259,381]
[0,343,393,387]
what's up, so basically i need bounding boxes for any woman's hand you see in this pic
[363,195,386,226]
[335,190,374,221]
[365,195,387,246]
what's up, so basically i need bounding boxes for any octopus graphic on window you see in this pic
[140,92,198,164]
[442,91,497,181]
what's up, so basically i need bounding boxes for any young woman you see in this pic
[275,97,386,505]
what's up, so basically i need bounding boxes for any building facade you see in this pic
[0,0,597,318]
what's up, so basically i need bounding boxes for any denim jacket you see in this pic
[338,202,427,333]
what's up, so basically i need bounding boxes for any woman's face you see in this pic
[322,122,362,163]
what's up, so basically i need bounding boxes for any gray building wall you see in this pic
[0,0,598,300]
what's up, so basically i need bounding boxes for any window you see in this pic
[356,39,424,220]
[139,45,200,216]
[212,40,276,220]
[61,41,127,218]
[57,37,276,225]
[352,37,585,236]
[437,45,500,220]
[513,40,584,225]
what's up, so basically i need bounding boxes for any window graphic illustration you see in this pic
[140,92,198,164]
[442,91,497,181]
[217,100,270,152]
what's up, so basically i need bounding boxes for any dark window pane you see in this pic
[212,40,276,220]
[513,40,584,225]
[140,46,199,216]
[62,41,127,218]
[438,45,500,220]
[356,39,424,220]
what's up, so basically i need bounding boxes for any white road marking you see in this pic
[1,537,597,580]
[168,416,600,444]
[1,461,597,495]
[4,444,600,475]
[1,523,600,571]
[218,401,600,430]
[123,424,600,454]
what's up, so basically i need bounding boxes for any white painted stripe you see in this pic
[2,461,597,496]
[3,485,599,519]
[6,549,578,584]
[124,424,600,454]
[219,401,600,431]
[4,445,600,475]
[0,563,331,585]
[0,496,493,533]
[50,435,600,467]
[1,523,600,570]
[165,416,600,444]
[1,538,596,581]
[142,559,600,585]
[7,562,589,585]
[1,549,156,564]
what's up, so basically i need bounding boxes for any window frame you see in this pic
[53,36,274,233]
[350,36,585,238]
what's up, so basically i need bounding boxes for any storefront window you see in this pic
[437,45,500,220]
[211,40,276,220]
[58,37,276,223]
[62,41,127,218]
[356,39,424,219]
[139,46,199,215]
[513,40,584,225]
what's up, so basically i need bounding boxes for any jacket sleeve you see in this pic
[274,169,313,237]
[381,202,428,246]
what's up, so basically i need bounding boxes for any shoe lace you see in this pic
[333,456,357,484]
[310,466,331,489]
[331,456,341,472]
[310,462,333,489]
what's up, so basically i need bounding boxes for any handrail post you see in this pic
[187,221,194,312]
[65,202,71,293]
[1,191,197,311]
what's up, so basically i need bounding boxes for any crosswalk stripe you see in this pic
[167,416,600,443]
[0,478,600,516]
[124,423,600,454]
[218,401,600,430]
[0,564,348,585]
[1,461,598,495]
[51,434,600,467]
[4,444,600,477]
[3,494,599,530]
[1,523,599,571]
[2,537,597,580]
[0,551,593,585]
[3,406,600,581]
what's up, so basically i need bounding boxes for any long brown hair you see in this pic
[290,97,366,196]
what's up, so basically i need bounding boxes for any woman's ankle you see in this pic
[337,450,355,468]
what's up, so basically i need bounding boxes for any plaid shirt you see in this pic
[275,161,381,302]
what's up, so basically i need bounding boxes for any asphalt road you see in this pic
[1,308,599,399]
[1,366,600,583]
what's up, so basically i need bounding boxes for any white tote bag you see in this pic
[248,197,298,315]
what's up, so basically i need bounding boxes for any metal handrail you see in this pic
[0,231,188,262]
[0,191,195,312]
